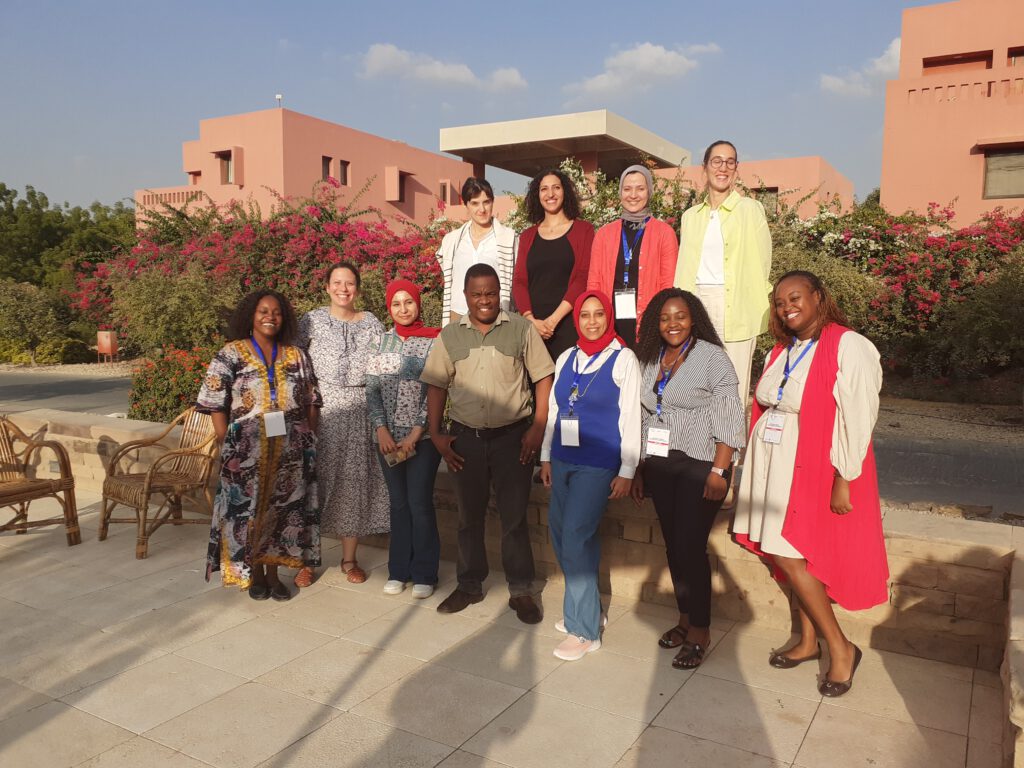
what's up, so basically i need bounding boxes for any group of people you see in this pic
[195,140,889,699]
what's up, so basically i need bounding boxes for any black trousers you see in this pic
[643,450,728,627]
[449,421,536,597]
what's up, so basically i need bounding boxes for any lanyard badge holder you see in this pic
[763,338,816,445]
[613,218,648,320]
[559,349,601,448]
[647,340,689,457]
[251,338,286,438]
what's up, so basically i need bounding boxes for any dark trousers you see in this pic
[377,439,443,585]
[449,421,536,597]
[643,450,727,627]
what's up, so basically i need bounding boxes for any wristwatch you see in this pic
[710,467,727,477]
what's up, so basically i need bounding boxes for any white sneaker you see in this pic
[383,580,407,595]
[411,584,434,599]
[554,635,601,661]
[555,613,608,634]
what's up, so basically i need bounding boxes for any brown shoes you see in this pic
[769,645,822,669]
[508,595,542,625]
[436,589,485,614]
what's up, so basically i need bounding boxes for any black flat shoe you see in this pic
[819,645,863,697]
[769,646,822,669]
[249,583,270,601]
[270,582,292,602]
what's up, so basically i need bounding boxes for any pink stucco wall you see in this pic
[881,0,1024,223]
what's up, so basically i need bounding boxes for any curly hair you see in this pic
[227,289,299,346]
[769,270,850,344]
[524,168,581,224]
[635,288,723,365]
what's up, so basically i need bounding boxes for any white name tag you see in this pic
[763,410,785,445]
[263,410,286,438]
[647,426,671,457]
[614,290,637,320]
[560,414,580,447]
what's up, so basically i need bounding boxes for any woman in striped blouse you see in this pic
[631,288,746,669]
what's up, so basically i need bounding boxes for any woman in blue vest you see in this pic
[539,289,641,661]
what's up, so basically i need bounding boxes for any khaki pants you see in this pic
[694,285,756,410]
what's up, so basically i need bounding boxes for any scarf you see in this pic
[573,289,625,356]
[619,164,654,223]
[386,279,440,339]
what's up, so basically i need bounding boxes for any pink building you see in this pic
[135,108,474,225]
[881,0,1024,222]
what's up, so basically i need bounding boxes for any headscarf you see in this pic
[385,279,440,339]
[573,289,624,356]
[619,164,654,224]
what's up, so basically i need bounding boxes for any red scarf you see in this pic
[573,289,625,356]
[386,279,440,339]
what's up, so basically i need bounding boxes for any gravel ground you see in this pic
[876,395,1024,446]
[0,361,136,378]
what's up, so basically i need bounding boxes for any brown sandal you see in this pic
[659,624,689,649]
[672,640,707,670]
[294,567,315,588]
[341,560,367,584]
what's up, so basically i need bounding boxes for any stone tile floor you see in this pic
[0,492,1005,768]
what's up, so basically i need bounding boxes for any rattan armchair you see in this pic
[98,407,218,559]
[0,416,80,545]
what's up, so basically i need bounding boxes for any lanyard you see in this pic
[655,339,691,419]
[620,217,649,288]
[250,337,279,407]
[567,348,603,414]
[775,338,815,406]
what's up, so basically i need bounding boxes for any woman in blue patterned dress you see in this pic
[196,289,321,601]
[366,279,443,598]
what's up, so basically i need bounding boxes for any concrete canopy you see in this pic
[440,110,690,180]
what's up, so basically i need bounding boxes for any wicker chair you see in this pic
[0,416,80,545]
[98,407,218,559]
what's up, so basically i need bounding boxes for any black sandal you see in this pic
[658,624,689,649]
[672,640,707,670]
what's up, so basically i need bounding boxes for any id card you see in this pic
[614,289,637,320]
[647,426,671,457]
[263,410,286,438]
[560,413,580,447]
[763,411,785,444]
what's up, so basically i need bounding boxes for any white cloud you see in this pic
[820,37,900,98]
[361,43,526,91]
[564,42,717,105]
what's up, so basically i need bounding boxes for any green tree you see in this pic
[0,280,63,363]
[0,184,68,283]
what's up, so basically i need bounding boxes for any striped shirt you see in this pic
[437,219,518,325]
[639,339,746,461]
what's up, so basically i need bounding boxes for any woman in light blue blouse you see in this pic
[366,279,442,598]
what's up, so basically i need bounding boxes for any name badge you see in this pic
[263,410,286,438]
[763,410,785,444]
[614,289,637,320]
[560,413,580,447]
[647,426,670,457]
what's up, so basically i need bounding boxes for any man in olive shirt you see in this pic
[421,263,554,624]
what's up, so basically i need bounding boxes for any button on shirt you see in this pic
[450,230,499,315]
[696,210,725,285]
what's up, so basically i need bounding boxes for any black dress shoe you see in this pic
[508,595,542,625]
[769,646,822,669]
[819,645,863,697]
[437,589,484,614]
[270,582,292,602]
[249,583,270,601]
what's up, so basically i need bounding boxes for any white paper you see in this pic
[614,290,637,320]
[763,410,785,445]
[647,426,670,457]
[263,410,286,438]
[560,415,580,447]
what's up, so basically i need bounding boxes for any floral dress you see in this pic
[196,339,322,587]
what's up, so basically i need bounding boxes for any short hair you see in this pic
[635,288,722,365]
[524,168,581,225]
[769,270,850,344]
[702,140,739,166]
[463,262,500,289]
[227,289,298,346]
[461,177,494,204]
[325,260,361,289]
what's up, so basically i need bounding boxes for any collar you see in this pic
[697,189,742,214]
[458,309,510,329]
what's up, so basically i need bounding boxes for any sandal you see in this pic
[658,624,689,649]
[672,640,707,670]
[294,567,315,588]
[341,560,367,584]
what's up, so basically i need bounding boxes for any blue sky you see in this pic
[0,0,934,209]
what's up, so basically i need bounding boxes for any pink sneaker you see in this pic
[553,635,601,661]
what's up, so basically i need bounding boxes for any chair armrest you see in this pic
[106,417,184,475]
[147,434,218,477]
[22,438,75,481]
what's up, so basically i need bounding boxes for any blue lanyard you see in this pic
[775,338,815,405]
[655,339,691,419]
[620,217,649,288]
[567,348,602,414]
[250,337,279,407]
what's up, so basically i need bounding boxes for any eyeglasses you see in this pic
[708,157,738,170]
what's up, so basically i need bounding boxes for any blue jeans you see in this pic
[377,439,442,584]
[548,460,617,640]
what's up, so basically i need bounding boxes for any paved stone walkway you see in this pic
[0,493,1004,767]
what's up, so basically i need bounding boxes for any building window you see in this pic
[189,171,201,186]
[215,151,234,184]
[322,156,332,181]
[398,172,409,203]
[1010,46,1024,67]
[752,186,779,216]
[922,50,993,76]
[439,180,449,204]
[337,160,349,186]
[984,150,1024,199]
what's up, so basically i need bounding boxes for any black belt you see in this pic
[450,419,529,440]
